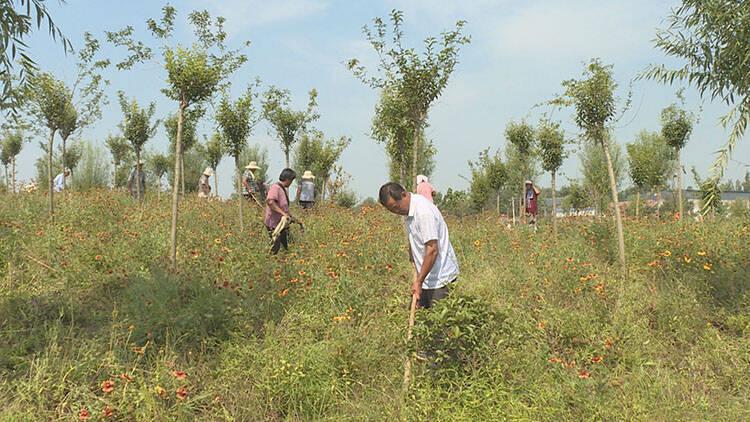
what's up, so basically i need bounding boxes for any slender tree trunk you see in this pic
[3,164,8,190]
[61,137,67,196]
[180,152,185,197]
[400,159,407,189]
[676,149,683,220]
[48,129,56,218]
[496,190,500,214]
[552,171,557,237]
[11,156,16,193]
[169,103,185,270]
[284,146,290,169]
[236,156,244,232]
[601,141,627,275]
[214,168,219,197]
[112,162,117,190]
[635,191,640,218]
[511,197,516,224]
[135,150,142,203]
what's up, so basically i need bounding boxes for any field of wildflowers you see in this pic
[1,191,749,420]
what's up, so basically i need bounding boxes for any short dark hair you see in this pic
[378,182,405,205]
[279,168,296,182]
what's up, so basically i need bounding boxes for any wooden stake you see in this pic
[402,291,418,393]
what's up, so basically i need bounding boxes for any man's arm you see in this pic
[412,240,438,299]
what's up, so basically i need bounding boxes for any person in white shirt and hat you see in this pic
[296,170,316,209]
[53,169,71,193]
[198,167,213,198]
[127,161,145,200]
[242,161,265,205]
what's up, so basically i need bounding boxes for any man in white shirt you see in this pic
[53,169,70,192]
[378,182,459,308]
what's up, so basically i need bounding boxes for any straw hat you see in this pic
[416,174,428,184]
[525,180,533,185]
[203,167,214,176]
[245,161,261,170]
[302,170,315,180]
[133,160,144,166]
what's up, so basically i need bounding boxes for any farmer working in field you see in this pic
[379,182,459,308]
[525,180,541,226]
[296,170,316,209]
[416,174,435,203]
[242,161,264,206]
[265,168,297,255]
[198,167,213,198]
[53,169,70,192]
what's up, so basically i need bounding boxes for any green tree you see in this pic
[117,91,158,202]
[216,86,261,231]
[537,118,566,235]
[108,5,248,268]
[468,148,507,212]
[348,10,470,189]
[0,141,10,189]
[555,59,628,274]
[105,134,131,188]
[24,72,70,216]
[294,130,350,200]
[57,33,110,190]
[1,130,24,192]
[148,152,171,199]
[660,92,695,220]
[0,0,72,113]
[505,120,536,222]
[643,0,749,215]
[261,86,318,168]
[626,130,674,217]
[563,181,592,212]
[203,133,224,195]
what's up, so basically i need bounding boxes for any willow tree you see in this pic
[537,119,566,235]
[556,59,628,274]
[107,5,248,268]
[1,130,24,192]
[117,91,157,202]
[261,86,318,168]
[660,93,694,220]
[204,133,224,194]
[626,130,674,217]
[643,0,749,214]
[505,120,535,223]
[24,72,69,216]
[216,86,260,231]
[348,10,469,190]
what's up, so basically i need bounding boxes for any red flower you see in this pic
[101,379,115,393]
[119,373,133,382]
[176,386,188,400]
[103,406,115,418]
[172,370,187,380]
[578,370,591,379]
[591,356,604,364]
[79,408,91,420]
[95,255,103,261]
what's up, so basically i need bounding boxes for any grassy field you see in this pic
[1,191,749,421]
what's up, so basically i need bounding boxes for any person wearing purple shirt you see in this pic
[264,168,296,254]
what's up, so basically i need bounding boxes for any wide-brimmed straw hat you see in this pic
[416,174,428,184]
[302,170,315,180]
[245,161,261,170]
[203,167,214,176]
[133,160,144,166]
[525,180,533,185]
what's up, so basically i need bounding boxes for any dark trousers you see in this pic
[418,285,450,309]
[268,227,289,255]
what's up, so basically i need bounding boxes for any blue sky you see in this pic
[14,0,750,198]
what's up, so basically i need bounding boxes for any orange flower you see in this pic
[176,386,188,400]
[697,251,707,256]
[604,339,614,349]
[683,255,692,264]
[279,288,290,297]
[103,406,114,418]
[537,320,546,330]
[119,373,133,382]
[474,240,481,247]
[591,356,604,364]
[647,260,659,267]
[101,379,115,393]
[172,370,187,380]
[94,255,103,261]
[578,370,591,379]
[154,385,167,398]
[548,356,563,364]
[79,408,91,420]
[703,262,712,271]
[660,250,672,257]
